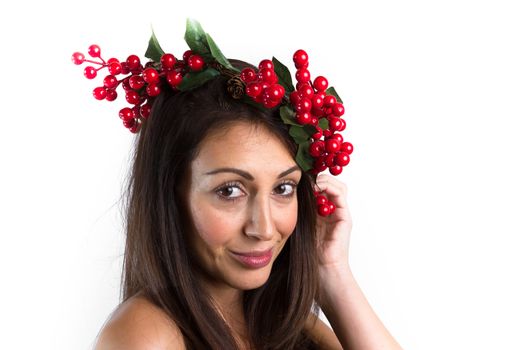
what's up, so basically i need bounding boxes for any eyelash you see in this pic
[215,180,298,202]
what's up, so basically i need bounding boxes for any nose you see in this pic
[243,193,275,240]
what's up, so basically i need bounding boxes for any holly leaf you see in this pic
[318,118,329,130]
[279,106,301,126]
[303,124,317,136]
[178,68,220,91]
[295,141,313,171]
[326,86,343,103]
[145,28,165,62]
[289,125,309,143]
[272,57,294,93]
[184,18,212,60]
[205,33,238,72]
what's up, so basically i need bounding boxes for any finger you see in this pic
[314,175,348,209]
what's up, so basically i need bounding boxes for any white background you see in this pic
[1,0,524,349]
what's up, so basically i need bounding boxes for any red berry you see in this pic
[246,82,262,97]
[312,126,323,140]
[240,68,257,82]
[183,50,193,62]
[339,119,347,131]
[105,89,117,101]
[92,87,107,100]
[140,104,152,119]
[314,159,327,173]
[83,66,97,79]
[317,204,331,217]
[293,49,309,68]
[258,59,274,70]
[310,117,318,126]
[313,76,328,92]
[341,142,354,154]
[129,120,142,133]
[129,75,146,90]
[166,71,183,87]
[296,68,311,83]
[328,202,336,214]
[107,57,119,65]
[330,133,344,143]
[329,165,343,175]
[295,98,312,113]
[335,152,350,166]
[325,139,341,153]
[119,107,134,121]
[108,62,122,75]
[290,91,301,106]
[146,84,161,97]
[71,52,85,65]
[316,195,328,206]
[161,53,177,70]
[296,112,311,125]
[188,55,205,71]
[143,68,160,84]
[267,84,285,101]
[324,153,335,167]
[312,107,324,117]
[328,117,343,131]
[126,55,141,70]
[311,94,324,109]
[87,44,101,58]
[103,75,118,89]
[309,141,325,157]
[125,90,141,105]
[298,84,314,99]
[333,102,345,117]
[323,129,332,138]
[324,95,336,107]
[259,68,277,84]
[120,62,130,75]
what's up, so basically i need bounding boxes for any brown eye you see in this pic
[274,182,296,196]
[216,183,244,201]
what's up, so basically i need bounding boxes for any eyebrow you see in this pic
[204,165,301,181]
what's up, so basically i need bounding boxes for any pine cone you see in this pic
[227,76,245,99]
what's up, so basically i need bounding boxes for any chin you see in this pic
[227,266,273,290]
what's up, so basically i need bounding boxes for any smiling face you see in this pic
[184,121,301,292]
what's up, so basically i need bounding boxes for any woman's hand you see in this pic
[314,174,353,273]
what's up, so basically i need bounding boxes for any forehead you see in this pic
[192,121,296,171]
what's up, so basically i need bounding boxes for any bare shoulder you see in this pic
[93,293,186,350]
[304,313,343,350]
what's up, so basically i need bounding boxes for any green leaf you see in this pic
[326,86,343,103]
[318,118,329,130]
[184,18,211,59]
[303,124,317,136]
[178,68,220,91]
[205,33,238,72]
[295,141,313,171]
[272,57,294,93]
[145,28,165,62]
[289,125,309,142]
[279,106,301,126]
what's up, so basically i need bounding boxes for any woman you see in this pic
[74,21,402,350]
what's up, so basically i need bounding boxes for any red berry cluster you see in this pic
[239,60,286,108]
[290,49,354,216]
[71,45,205,133]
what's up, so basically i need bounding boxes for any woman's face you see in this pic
[185,121,302,291]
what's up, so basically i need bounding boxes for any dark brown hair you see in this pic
[120,61,321,349]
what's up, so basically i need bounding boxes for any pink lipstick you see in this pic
[229,249,273,269]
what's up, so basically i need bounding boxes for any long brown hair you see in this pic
[120,61,321,349]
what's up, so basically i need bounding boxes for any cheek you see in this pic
[190,204,240,247]
[275,201,299,238]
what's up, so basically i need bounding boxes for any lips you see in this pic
[229,248,273,268]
